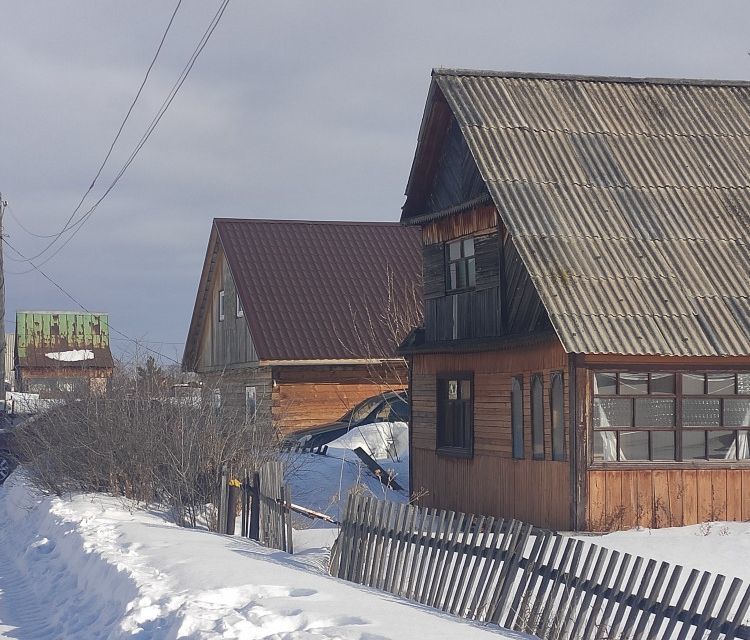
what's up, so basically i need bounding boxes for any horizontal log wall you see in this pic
[411,338,572,530]
[587,468,750,530]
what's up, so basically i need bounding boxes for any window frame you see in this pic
[590,369,750,467]
[245,385,256,422]
[531,373,545,461]
[511,376,524,459]
[445,236,476,293]
[236,292,244,318]
[436,371,474,457]
[551,371,566,461]
[218,290,225,322]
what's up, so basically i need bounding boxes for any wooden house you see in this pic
[15,311,114,398]
[182,218,422,436]
[399,69,750,531]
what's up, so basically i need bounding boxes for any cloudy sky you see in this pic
[2,1,749,363]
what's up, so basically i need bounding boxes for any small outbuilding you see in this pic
[15,311,114,398]
[182,218,422,436]
[400,69,750,531]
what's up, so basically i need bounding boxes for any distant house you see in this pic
[400,69,750,531]
[15,311,114,397]
[182,218,422,436]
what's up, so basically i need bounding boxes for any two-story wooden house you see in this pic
[400,69,750,531]
[183,218,422,436]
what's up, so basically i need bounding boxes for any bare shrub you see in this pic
[13,360,280,530]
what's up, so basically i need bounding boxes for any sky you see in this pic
[2,0,749,363]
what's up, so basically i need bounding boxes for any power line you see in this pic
[10,0,183,246]
[2,237,181,365]
[12,0,230,272]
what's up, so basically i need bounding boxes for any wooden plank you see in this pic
[504,530,550,630]
[362,498,386,587]
[382,503,408,592]
[675,571,712,640]
[683,470,699,526]
[537,538,581,637]
[416,508,447,605]
[446,515,485,615]
[667,469,684,528]
[631,561,669,640]
[589,471,606,531]
[621,470,639,529]
[661,569,700,640]
[743,471,750,521]
[618,558,657,640]
[697,469,714,523]
[581,549,621,640]
[373,500,396,590]
[644,564,682,639]
[569,546,610,639]
[724,585,750,640]
[604,555,644,640]
[711,469,728,522]
[391,503,418,596]
[689,574,724,640]
[652,470,670,528]
[594,553,633,640]
[488,522,533,625]
[555,543,599,640]
[423,510,455,606]
[429,511,467,609]
[467,518,507,621]
[727,471,743,522]
[636,471,654,529]
[705,577,742,640]
[605,471,623,530]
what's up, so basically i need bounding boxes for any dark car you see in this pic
[299,391,409,449]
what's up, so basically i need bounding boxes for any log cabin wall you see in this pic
[580,355,750,530]
[272,364,408,434]
[411,336,572,530]
[200,366,274,434]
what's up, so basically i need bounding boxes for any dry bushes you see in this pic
[14,370,279,529]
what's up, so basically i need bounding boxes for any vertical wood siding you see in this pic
[411,339,572,530]
[586,468,750,530]
[197,248,258,370]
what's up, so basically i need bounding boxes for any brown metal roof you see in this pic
[186,219,422,364]
[406,69,750,357]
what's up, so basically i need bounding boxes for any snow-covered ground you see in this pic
[0,475,526,639]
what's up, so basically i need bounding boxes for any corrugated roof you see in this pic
[15,311,113,370]
[188,219,422,363]
[416,69,750,356]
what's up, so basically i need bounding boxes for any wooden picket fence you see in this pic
[217,461,293,553]
[331,493,750,640]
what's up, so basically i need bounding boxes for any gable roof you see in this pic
[15,311,113,370]
[183,219,422,366]
[403,69,750,357]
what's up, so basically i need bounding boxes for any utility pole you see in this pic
[0,194,5,406]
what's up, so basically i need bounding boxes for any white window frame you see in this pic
[218,290,225,321]
[245,386,256,422]
[236,292,244,318]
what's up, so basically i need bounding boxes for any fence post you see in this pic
[218,465,228,534]
[281,484,293,554]
[241,469,249,537]
[249,471,261,541]
[226,478,241,535]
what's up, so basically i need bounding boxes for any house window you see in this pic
[592,372,750,463]
[236,293,244,318]
[218,290,225,321]
[437,373,473,455]
[511,376,524,459]
[551,372,565,461]
[531,374,544,459]
[245,386,256,422]
[446,237,476,291]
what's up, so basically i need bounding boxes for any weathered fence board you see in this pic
[331,494,750,640]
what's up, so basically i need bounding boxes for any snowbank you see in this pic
[327,421,408,460]
[0,475,523,639]
[44,349,94,362]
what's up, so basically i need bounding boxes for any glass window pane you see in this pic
[449,240,461,261]
[594,372,617,395]
[532,376,544,458]
[620,431,649,461]
[652,431,675,461]
[682,373,705,395]
[650,373,675,395]
[593,398,632,428]
[724,399,750,427]
[708,373,735,395]
[460,379,471,400]
[456,261,467,288]
[635,398,675,427]
[551,373,565,460]
[708,431,735,460]
[739,432,750,460]
[463,237,475,256]
[449,263,457,289]
[467,257,476,287]
[620,373,648,395]
[593,431,617,462]
[683,398,720,427]
[511,377,523,459]
[738,374,750,395]
[447,380,458,401]
[682,430,706,460]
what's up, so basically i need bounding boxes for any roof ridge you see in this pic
[213,217,403,226]
[432,67,750,88]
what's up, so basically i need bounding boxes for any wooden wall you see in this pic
[272,364,407,434]
[587,469,750,530]
[411,338,572,530]
[196,247,258,371]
